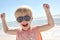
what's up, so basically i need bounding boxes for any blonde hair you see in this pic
[15,5,32,18]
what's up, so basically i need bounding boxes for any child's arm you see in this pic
[1,13,17,35]
[38,4,54,32]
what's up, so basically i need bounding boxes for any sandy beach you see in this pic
[0,36,16,40]
[0,30,16,40]
[0,25,60,40]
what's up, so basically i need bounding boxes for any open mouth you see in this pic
[22,23,28,27]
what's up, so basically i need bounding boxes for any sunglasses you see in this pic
[16,15,31,22]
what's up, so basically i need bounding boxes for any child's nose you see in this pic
[21,21,28,24]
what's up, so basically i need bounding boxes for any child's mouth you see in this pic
[22,24,28,27]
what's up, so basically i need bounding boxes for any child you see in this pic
[0,4,54,40]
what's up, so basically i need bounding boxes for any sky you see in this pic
[0,0,60,22]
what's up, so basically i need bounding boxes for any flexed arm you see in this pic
[43,4,54,26]
[38,4,54,32]
[1,13,17,35]
[1,13,8,32]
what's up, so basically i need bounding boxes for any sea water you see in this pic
[0,18,60,30]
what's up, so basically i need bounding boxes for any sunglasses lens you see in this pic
[17,17,23,22]
[17,15,31,22]
[24,16,31,21]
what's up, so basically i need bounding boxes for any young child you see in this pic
[0,4,54,40]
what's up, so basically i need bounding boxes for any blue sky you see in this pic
[0,0,60,22]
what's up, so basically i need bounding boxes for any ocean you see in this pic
[0,17,60,30]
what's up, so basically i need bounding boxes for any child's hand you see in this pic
[1,13,5,20]
[43,4,50,10]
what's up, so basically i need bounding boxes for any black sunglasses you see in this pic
[16,15,31,22]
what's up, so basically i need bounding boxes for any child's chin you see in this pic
[22,26,30,31]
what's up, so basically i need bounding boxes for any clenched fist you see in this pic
[43,4,50,10]
[1,13,5,20]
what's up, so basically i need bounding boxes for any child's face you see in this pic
[16,14,33,30]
